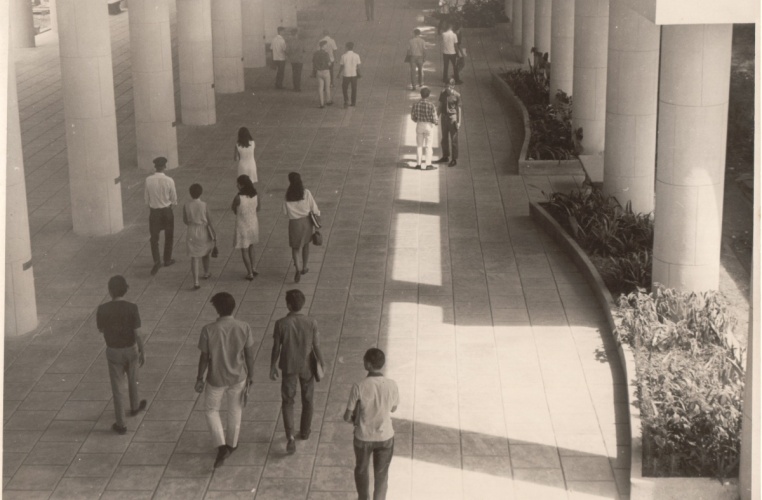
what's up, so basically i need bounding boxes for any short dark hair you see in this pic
[420,87,431,98]
[285,289,306,312]
[107,275,128,298]
[364,348,385,370]
[211,292,236,316]
[277,26,285,33]
[346,41,354,50]
[413,29,421,36]
[189,183,203,199]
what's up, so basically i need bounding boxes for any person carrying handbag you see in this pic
[183,183,216,290]
[283,172,320,283]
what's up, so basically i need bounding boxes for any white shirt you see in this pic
[272,34,287,61]
[144,172,177,209]
[282,189,320,219]
[442,29,458,55]
[319,36,338,62]
[347,374,399,442]
[340,51,361,77]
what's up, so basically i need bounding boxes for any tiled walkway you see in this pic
[4,0,629,498]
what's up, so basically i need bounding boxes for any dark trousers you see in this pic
[291,62,303,90]
[149,207,174,265]
[342,76,358,105]
[275,60,286,88]
[441,117,459,160]
[442,53,459,82]
[354,436,394,500]
[281,367,314,438]
[365,0,374,20]
[106,345,140,427]
[329,61,335,86]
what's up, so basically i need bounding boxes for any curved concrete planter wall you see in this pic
[492,73,584,176]
[529,201,740,500]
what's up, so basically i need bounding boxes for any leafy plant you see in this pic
[435,0,509,28]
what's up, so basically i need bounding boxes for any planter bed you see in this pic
[529,200,740,500]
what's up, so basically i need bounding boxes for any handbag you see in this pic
[206,224,218,258]
[309,350,324,382]
[308,211,321,229]
[311,230,323,246]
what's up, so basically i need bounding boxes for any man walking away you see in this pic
[195,292,255,469]
[407,29,426,90]
[286,28,305,92]
[345,348,399,500]
[340,42,362,108]
[436,78,462,167]
[144,156,177,276]
[365,0,374,21]
[410,87,439,171]
[272,26,287,89]
[319,30,338,87]
[313,40,333,108]
[441,23,462,84]
[270,289,325,454]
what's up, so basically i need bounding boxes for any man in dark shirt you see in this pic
[96,275,146,434]
[435,78,462,167]
[286,29,305,92]
[313,40,333,108]
[270,289,325,454]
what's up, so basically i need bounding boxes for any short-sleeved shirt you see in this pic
[408,37,426,58]
[439,88,461,117]
[96,300,141,349]
[272,313,319,375]
[346,374,399,442]
[272,34,287,61]
[144,172,177,209]
[319,36,338,62]
[411,99,438,124]
[198,316,254,387]
[340,51,361,77]
[442,30,458,55]
[283,189,320,219]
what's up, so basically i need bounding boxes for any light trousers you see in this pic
[317,69,331,106]
[204,379,246,448]
[415,121,435,166]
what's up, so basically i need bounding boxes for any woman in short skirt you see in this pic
[232,175,260,280]
[283,172,320,283]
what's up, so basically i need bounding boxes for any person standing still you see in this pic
[195,292,255,469]
[286,29,305,92]
[436,78,462,167]
[441,23,461,84]
[410,87,439,170]
[145,156,177,276]
[364,0,374,21]
[344,348,399,500]
[313,40,333,108]
[272,26,287,89]
[340,42,362,108]
[96,275,147,435]
[270,289,325,455]
[407,29,426,90]
[319,30,338,87]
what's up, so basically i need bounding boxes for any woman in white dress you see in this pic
[183,183,215,290]
[234,127,258,183]
[283,172,320,283]
[232,175,260,280]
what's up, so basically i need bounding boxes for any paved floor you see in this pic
[4,0,630,498]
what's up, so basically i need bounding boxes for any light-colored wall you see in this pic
[211,0,245,94]
[622,0,758,24]
[177,0,216,125]
[243,0,266,68]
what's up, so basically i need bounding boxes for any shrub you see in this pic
[435,0,509,28]
[617,287,743,479]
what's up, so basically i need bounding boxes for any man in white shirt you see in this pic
[144,157,177,275]
[319,30,338,87]
[441,23,461,84]
[339,41,362,108]
[271,26,288,90]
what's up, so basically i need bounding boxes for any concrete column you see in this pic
[263,0,281,41]
[177,0,216,125]
[12,0,36,48]
[211,0,244,94]
[652,24,732,291]
[602,1,659,213]
[505,0,513,25]
[282,0,297,27]
[57,0,123,235]
[534,0,551,58]
[572,0,609,155]
[49,0,58,34]
[6,47,39,336]
[129,0,179,171]
[521,0,534,65]
[242,0,266,68]
[550,0,573,98]
[512,0,522,46]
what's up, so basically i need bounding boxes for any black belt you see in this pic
[150,206,173,211]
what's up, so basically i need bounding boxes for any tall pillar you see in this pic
[652,24,732,291]
[242,0,266,68]
[550,0,573,99]
[521,0,534,65]
[6,45,39,336]
[572,0,609,155]
[512,0,522,46]
[534,0,551,58]
[602,1,659,213]
[49,0,58,34]
[177,0,216,125]
[505,0,513,25]
[211,0,244,94]
[263,0,281,41]
[129,0,179,171]
[12,0,35,48]
[57,0,123,235]
[282,0,297,27]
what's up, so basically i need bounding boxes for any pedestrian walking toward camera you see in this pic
[436,78,462,167]
[313,40,333,108]
[234,127,257,183]
[283,172,320,283]
[232,175,260,281]
[340,42,362,107]
[441,23,461,84]
[270,289,325,454]
[407,29,426,90]
[145,156,177,276]
[195,292,255,469]
[97,275,147,435]
[345,348,399,500]
[319,30,338,86]
[410,87,439,170]
[272,26,288,89]
[286,29,305,92]
[183,184,215,290]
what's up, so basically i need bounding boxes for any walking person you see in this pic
[441,23,462,84]
[234,127,257,183]
[232,175,260,281]
[272,26,287,89]
[410,87,439,171]
[339,42,362,108]
[313,40,333,108]
[144,156,177,276]
[283,172,320,283]
[286,29,305,92]
[364,0,374,20]
[183,184,216,290]
[435,78,462,167]
[270,289,325,454]
[345,348,399,500]
[319,29,338,86]
[195,292,255,469]
[96,275,147,435]
[407,29,426,90]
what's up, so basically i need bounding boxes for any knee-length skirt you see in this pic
[289,217,312,249]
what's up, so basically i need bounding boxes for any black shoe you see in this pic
[164,259,175,267]
[299,431,311,440]
[214,445,231,468]
[415,164,421,169]
[150,263,161,276]
[130,400,147,417]
[350,103,356,107]
[434,157,449,163]
[344,102,349,108]
[423,165,438,171]
[112,423,127,435]
[449,159,457,167]
[286,438,296,454]
[227,445,238,454]
[327,101,333,106]
[301,268,309,275]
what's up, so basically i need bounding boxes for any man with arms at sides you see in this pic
[410,86,439,171]
[436,78,462,167]
[339,41,362,108]
[144,156,177,276]
[407,28,426,90]
[441,22,462,84]
[319,29,338,87]
[271,26,288,90]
